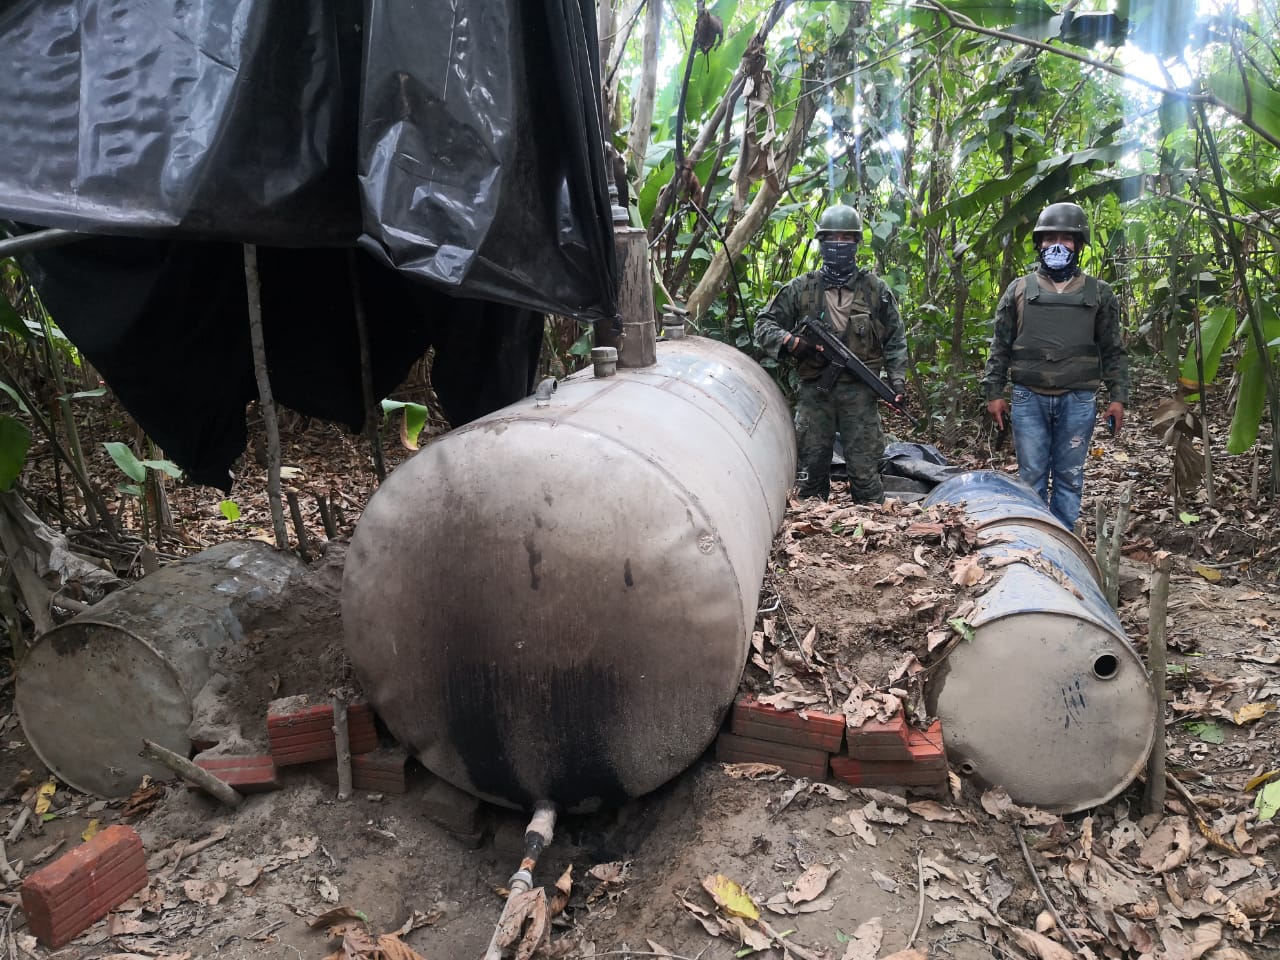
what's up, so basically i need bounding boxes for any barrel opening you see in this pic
[957,760,978,776]
[1092,653,1120,680]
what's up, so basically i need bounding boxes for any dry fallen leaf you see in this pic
[701,874,760,921]
[309,906,369,929]
[721,762,786,781]
[1231,701,1276,725]
[908,800,976,824]
[980,787,1058,826]
[1138,817,1193,873]
[549,865,573,917]
[840,916,883,960]
[181,879,228,906]
[1010,925,1074,960]
[217,858,262,888]
[787,863,837,904]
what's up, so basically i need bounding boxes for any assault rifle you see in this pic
[795,315,919,427]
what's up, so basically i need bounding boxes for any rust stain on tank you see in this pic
[624,559,634,588]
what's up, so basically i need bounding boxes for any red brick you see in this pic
[193,755,281,794]
[845,714,911,761]
[830,755,948,788]
[730,697,845,752]
[21,825,147,948]
[268,700,378,766]
[308,748,410,794]
[907,719,945,760]
[716,733,829,780]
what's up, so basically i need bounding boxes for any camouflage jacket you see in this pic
[981,268,1130,404]
[753,268,908,383]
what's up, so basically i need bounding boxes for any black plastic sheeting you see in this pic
[26,241,544,489]
[0,1,617,488]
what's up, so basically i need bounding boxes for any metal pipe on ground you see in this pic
[923,471,1156,813]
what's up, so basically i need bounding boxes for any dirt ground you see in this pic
[1,381,1278,960]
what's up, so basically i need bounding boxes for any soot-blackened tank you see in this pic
[342,336,795,811]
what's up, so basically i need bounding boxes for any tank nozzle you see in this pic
[590,346,619,378]
[534,377,558,407]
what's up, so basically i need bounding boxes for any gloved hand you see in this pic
[784,333,822,361]
[890,379,907,402]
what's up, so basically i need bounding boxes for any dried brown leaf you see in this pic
[1009,925,1074,960]
[787,863,837,904]
[908,800,977,824]
[840,916,883,960]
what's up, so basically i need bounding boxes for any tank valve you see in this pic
[591,346,619,378]
[661,306,688,340]
[534,377,558,407]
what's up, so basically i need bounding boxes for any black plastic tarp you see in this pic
[0,0,616,319]
[0,1,616,488]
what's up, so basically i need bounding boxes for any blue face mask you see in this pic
[1042,243,1073,270]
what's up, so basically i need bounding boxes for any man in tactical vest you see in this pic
[982,201,1129,528]
[754,204,908,502]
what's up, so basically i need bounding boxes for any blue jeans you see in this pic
[1010,385,1097,529]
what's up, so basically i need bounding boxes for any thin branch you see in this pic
[1014,824,1083,953]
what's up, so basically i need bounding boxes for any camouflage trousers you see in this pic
[794,378,885,502]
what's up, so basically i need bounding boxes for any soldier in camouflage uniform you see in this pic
[754,205,908,502]
[982,201,1129,528]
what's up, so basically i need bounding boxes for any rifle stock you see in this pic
[797,315,919,426]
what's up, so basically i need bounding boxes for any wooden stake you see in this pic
[1094,499,1109,597]
[284,490,310,562]
[141,739,242,809]
[1143,552,1173,815]
[332,697,353,801]
[1106,482,1133,609]
[348,252,386,484]
[243,244,289,552]
[316,493,337,540]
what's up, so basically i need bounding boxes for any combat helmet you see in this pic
[1033,202,1089,245]
[815,204,863,238]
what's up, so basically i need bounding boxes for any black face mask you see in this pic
[1037,242,1080,282]
[819,240,858,287]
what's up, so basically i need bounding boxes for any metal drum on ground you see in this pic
[923,471,1155,813]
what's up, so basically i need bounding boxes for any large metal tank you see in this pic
[923,471,1155,813]
[342,335,795,812]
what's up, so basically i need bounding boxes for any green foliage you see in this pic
[380,399,430,448]
[0,414,30,491]
[219,499,241,522]
[102,442,182,485]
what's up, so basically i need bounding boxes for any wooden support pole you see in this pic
[347,252,386,484]
[1143,552,1172,814]
[141,739,242,809]
[284,491,310,562]
[243,244,289,551]
[332,697,352,801]
[1094,499,1109,597]
[316,494,337,540]
[1106,482,1133,609]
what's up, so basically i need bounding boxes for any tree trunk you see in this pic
[685,84,819,319]
[626,0,662,170]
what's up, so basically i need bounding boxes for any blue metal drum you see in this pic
[923,471,1154,813]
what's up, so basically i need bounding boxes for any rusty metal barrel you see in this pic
[342,335,795,812]
[15,541,307,797]
[922,471,1154,813]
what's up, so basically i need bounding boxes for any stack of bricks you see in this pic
[20,825,148,948]
[831,714,947,788]
[716,696,844,779]
[716,695,947,790]
[309,747,411,794]
[267,696,379,767]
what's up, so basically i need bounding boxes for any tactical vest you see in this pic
[1010,272,1102,390]
[795,271,885,381]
